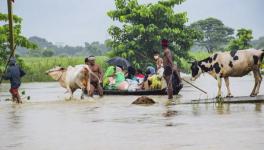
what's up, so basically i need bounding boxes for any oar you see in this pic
[181,78,207,94]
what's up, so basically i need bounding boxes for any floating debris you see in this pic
[132,96,156,105]
[5,98,12,101]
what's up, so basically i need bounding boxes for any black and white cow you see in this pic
[190,49,264,98]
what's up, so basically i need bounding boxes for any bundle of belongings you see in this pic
[103,66,129,90]
[103,65,165,91]
[103,64,180,92]
[141,66,166,90]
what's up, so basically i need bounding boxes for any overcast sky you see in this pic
[1,0,263,46]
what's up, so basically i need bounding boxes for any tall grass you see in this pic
[21,56,108,82]
[20,52,211,82]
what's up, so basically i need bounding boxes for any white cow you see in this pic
[46,65,99,99]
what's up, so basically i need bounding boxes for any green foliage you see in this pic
[180,51,210,72]
[0,13,37,74]
[21,56,108,82]
[107,0,201,67]
[190,17,234,53]
[227,28,253,51]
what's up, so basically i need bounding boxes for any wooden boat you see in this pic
[103,86,182,95]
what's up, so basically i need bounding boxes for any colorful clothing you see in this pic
[103,66,115,87]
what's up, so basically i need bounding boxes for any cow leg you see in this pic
[216,76,222,98]
[253,69,262,96]
[76,80,86,89]
[250,70,258,97]
[66,86,73,100]
[75,80,86,99]
[86,75,91,96]
[224,77,233,98]
[81,90,84,100]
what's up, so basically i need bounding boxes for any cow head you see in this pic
[46,66,66,81]
[190,61,202,81]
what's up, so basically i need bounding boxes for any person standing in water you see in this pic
[85,56,103,97]
[3,57,26,103]
[161,39,182,99]
[162,39,173,99]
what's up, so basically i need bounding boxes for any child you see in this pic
[3,57,26,103]
[153,52,164,78]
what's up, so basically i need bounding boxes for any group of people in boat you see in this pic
[85,39,182,99]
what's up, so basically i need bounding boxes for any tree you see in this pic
[42,50,54,57]
[85,42,104,56]
[227,28,253,51]
[107,0,201,67]
[17,36,110,57]
[190,17,234,53]
[0,13,37,72]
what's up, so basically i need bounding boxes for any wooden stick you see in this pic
[181,78,207,94]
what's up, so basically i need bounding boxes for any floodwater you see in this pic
[0,74,264,150]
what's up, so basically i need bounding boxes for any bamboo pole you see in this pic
[181,78,207,94]
[0,0,15,84]
[7,0,15,56]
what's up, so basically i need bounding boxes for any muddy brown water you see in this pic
[0,74,264,150]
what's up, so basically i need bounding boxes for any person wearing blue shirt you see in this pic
[3,57,26,103]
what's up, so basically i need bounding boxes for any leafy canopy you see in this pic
[227,28,253,51]
[190,17,234,53]
[0,13,37,72]
[107,0,201,68]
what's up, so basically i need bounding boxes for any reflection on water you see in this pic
[214,103,230,115]
[255,103,262,112]
[0,75,264,150]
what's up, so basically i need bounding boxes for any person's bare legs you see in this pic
[89,84,95,97]
[165,75,173,99]
[16,93,22,104]
[97,83,104,97]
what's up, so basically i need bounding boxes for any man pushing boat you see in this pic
[162,39,182,99]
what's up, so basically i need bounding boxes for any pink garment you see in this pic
[117,81,129,90]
